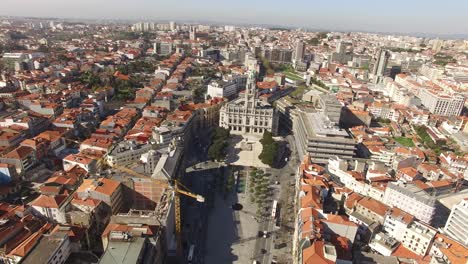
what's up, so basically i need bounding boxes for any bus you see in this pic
[271,200,278,218]
[187,244,195,263]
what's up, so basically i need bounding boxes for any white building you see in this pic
[207,81,237,98]
[401,221,437,256]
[383,207,415,242]
[383,182,437,224]
[30,194,70,224]
[107,140,153,167]
[420,64,443,81]
[419,89,465,116]
[327,157,386,201]
[444,199,468,246]
[219,71,278,135]
[369,232,399,256]
[169,21,176,31]
[207,74,247,99]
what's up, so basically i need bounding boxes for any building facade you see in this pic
[219,71,279,136]
[401,221,437,256]
[293,111,355,164]
[373,49,390,77]
[444,199,468,246]
[382,182,437,224]
[419,89,465,116]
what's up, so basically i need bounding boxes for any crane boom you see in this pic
[111,163,147,178]
[174,180,205,259]
[79,148,204,260]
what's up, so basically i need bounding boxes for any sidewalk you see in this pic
[205,187,261,264]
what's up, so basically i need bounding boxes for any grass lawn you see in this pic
[283,70,303,81]
[394,137,415,147]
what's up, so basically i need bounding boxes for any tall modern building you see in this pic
[372,49,390,77]
[444,199,468,246]
[219,71,278,135]
[169,21,176,31]
[336,41,346,54]
[294,40,305,63]
[261,47,293,64]
[432,39,444,53]
[189,26,197,40]
[292,111,355,164]
[318,94,342,125]
[330,41,352,64]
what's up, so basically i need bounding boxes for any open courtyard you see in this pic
[225,135,269,168]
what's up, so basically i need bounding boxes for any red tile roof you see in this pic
[30,194,68,209]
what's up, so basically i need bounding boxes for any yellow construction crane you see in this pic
[173,180,205,259]
[107,160,205,259]
[110,162,148,179]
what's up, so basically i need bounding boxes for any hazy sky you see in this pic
[1,0,467,34]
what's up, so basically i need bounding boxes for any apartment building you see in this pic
[207,80,238,98]
[383,207,415,242]
[21,233,71,264]
[76,178,123,214]
[444,199,468,246]
[401,221,437,256]
[30,194,71,224]
[419,89,465,116]
[383,182,437,224]
[106,140,153,167]
[354,197,389,225]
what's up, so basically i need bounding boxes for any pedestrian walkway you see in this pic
[205,191,261,264]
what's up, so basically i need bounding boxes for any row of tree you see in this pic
[249,169,272,218]
[310,77,328,89]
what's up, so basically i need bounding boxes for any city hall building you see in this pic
[219,71,278,136]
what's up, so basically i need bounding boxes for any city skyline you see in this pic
[1,0,468,35]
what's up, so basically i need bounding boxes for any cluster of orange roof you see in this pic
[298,155,357,264]
[125,117,163,143]
[100,107,139,137]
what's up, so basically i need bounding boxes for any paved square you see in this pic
[226,135,268,168]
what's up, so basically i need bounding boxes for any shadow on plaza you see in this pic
[274,140,291,169]
[204,190,242,264]
[225,135,243,165]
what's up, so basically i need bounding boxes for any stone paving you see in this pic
[225,135,268,168]
[205,168,263,264]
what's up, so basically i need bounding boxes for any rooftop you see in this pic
[99,236,148,264]
[22,233,67,264]
[302,112,349,138]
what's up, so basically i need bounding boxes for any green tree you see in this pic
[307,38,319,46]
[208,140,227,161]
[208,127,230,161]
[317,32,329,39]
[258,131,278,167]
[310,77,328,89]
[80,71,102,87]
[192,86,206,103]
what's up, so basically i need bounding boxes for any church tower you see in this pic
[244,70,257,109]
